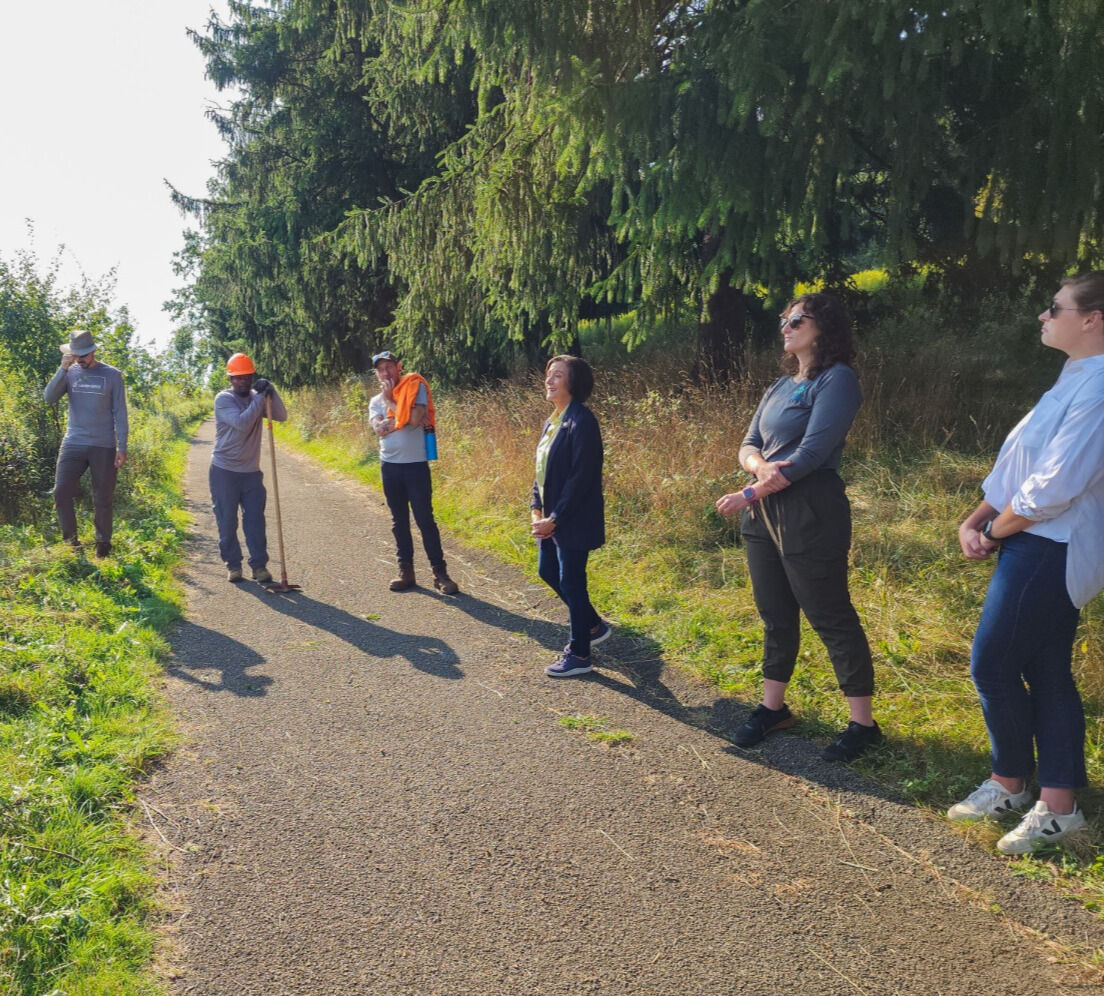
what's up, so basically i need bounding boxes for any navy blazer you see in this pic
[531,399,605,551]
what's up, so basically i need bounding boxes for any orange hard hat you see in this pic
[226,353,256,376]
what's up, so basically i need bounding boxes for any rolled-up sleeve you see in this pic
[1013,393,1104,521]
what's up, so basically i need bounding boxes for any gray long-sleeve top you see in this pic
[740,364,862,483]
[211,387,288,473]
[44,361,129,451]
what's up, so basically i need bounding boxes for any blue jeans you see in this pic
[209,464,268,570]
[538,539,601,658]
[970,532,1085,789]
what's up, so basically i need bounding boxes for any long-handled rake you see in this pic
[263,392,301,592]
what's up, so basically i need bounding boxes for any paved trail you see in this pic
[148,419,1102,994]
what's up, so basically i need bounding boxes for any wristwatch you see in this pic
[981,519,1002,543]
[742,486,757,504]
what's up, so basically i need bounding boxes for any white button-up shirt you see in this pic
[982,354,1104,607]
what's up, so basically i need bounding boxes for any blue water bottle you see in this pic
[424,427,438,460]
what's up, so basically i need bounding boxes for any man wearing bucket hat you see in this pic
[368,350,459,594]
[44,329,129,557]
[210,352,287,583]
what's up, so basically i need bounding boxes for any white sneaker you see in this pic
[997,801,1087,855]
[947,779,1033,823]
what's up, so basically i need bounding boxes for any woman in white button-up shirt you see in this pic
[948,271,1104,855]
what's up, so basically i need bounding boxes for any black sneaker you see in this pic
[734,703,796,748]
[822,720,883,762]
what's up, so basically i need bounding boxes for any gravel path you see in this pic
[147,419,1103,994]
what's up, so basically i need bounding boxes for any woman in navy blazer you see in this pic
[531,356,611,677]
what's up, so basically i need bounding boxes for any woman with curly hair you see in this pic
[716,292,881,762]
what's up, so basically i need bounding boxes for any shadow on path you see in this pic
[581,625,998,806]
[239,584,464,679]
[166,621,273,697]
[407,587,566,652]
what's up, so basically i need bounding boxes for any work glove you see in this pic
[252,377,273,396]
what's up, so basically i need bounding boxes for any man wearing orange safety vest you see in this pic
[210,353,287,582]
[368,351,459,594]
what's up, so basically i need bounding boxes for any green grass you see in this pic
[0,398,205,994]
[558,714,635,745]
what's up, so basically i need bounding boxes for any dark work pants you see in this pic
[54,443,118,545]
[538,539,601,658]
[741,470,874,697]
[380,460,445,568]
[209,464,269,570]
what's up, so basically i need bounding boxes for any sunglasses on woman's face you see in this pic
[780,314,812,329]
[1044,302,1086,318]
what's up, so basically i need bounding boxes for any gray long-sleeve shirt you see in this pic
[211,388,288,473]
[741,364,862,483]
[44,361,129,451]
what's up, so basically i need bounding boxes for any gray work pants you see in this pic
[53,443,118,545]
[209,464,269,570]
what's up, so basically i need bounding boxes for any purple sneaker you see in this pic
[545,653,593,678]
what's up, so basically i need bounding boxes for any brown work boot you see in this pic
[390,563,416,591]
[432,564,459,595]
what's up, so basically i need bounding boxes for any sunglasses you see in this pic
[779,314,812,329]
[1044,301,1099,318]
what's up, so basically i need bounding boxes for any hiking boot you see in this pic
[735,703,796,748]
[564,620,613,653]
[545,652,593,678]
[432,565,459,595]
[252,567,273,584]
[997,801,1087,855]
[947,779,1033,823]
[94,542,112,558]
[227,567,244,582]
[822,720,883,762]
[390,563,416,591]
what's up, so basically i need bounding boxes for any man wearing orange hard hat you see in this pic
[209,352,287,582]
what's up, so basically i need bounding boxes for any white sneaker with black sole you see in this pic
[947,779,1033,823]
[997,801,1087,855]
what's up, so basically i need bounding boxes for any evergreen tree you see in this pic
[181,1,1104,383]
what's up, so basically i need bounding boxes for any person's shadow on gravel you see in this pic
[586,627,911,805]
[411,588,567,651]
[239,585,464,679]
[166,621,274,697]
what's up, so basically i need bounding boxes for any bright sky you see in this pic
[0,1,233,350]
